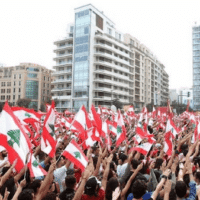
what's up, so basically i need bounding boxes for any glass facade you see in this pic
[25,80,38,100]
[28,73,37,78]
[73,9,91,110]
[193,26,200,110]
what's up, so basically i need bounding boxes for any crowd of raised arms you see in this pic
[0,101,200,200]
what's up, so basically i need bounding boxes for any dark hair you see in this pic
[28,179,42,194]
[92,156,98,169]
[196,172,200,181]
[42,192,57,200]
[180,144,188,151]
[131,180,147,199]
[131,159,139,170]
[119,153,128,163]
[154,158,163,170]
[183,149,188,157]
[65,175,76,189]
[18,189,34,200]
[84,177,99,197]
[175,181,187,198]
[105,177,119,200]
[169,189,177,200]
[183,174,190,188]
[1,167,10,176]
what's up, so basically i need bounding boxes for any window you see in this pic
[18,95,20,99]
[96,14,103,30]
[13,95,15,100]
[28,73,37,78]
[1,82,5,87]
[70,26,74,32]
[6,95,10,100]
[13,88,15,93]
[1,96,5,100]
[1,89,5,93]
[19,74,21,79]
[14,81,16,86]
[19,81,21,86]
[7,89,11,93]
[43,83,45,87]
[7,82,11,86]
[19,88,21,93]
[107,28,112,35]
[14,74,16,79]
[26,80,38,100]
[44,76,45,81]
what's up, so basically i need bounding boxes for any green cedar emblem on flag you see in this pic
[7,130,20,147]
[32,160,39,167]
[25,113,31,118]
[48,124,55,137]
[117,125,122,135]
[74,151,81,159]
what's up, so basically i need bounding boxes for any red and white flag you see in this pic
[164,131,173,156]
[0,102,32,172]
[115,110,126,146]
[71,105,92,141]
[28,154,47,178]
[165,118,179,139]
[62,139,88,171]
[134,142,153,156]
[41,101,57,158]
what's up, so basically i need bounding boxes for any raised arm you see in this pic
[121,163,143,200]
[35,158,56,200]
[101,154,113,190]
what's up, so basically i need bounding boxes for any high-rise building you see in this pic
[193,22,200,110]
[52,4,169,112]
[0,63,52,109]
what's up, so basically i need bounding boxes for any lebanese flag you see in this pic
[164,131,173,156]
[165,118,179,139]
[71,105,92,141]
[28,154,47,178]
[135,127,155,144]
[0,102,32,172]
[12,107,41,125]
[62,139,88,171]
[152,107,156,119]
[102,121,111,151]
[115,110,126,146]
[134,142,153,155]
[107,120,117,136]
[90,105,102,136]
[41,101,57,158]
[132,134,142,145]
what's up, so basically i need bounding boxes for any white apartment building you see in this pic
[178,87,194,109]
[52,4,169,112]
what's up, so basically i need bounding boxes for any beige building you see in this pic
[0,63,52,110]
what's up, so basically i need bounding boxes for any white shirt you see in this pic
[117,163,128,178]
[54,165,67,192]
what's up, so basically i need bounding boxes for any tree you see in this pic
[16,98,31,108]
[112,99,123,110]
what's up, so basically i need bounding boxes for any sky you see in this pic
[0,0,199,89]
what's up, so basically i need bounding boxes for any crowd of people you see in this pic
[0,103,199,200]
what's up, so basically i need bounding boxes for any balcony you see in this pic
[94,87,112,92]
[93,96,112,100]
[52,70,72,76]
[53,53,73,60]
[54,44,73,52]
[52,95,71,100]
[52,78,72,83]
[53,61,73,68]
[51,87,71,92]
